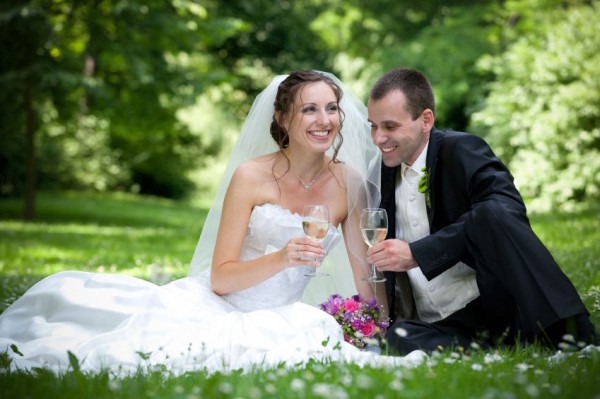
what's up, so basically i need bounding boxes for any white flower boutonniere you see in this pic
[418,166,431,208]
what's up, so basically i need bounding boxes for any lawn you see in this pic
[0,191,599,398]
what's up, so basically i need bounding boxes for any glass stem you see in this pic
[371,264,378,280]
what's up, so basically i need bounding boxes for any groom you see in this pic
[365,67,597,354]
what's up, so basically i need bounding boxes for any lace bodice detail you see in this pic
[222,203,341,312]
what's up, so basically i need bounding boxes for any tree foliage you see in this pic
[470,1,600,210]
[0,0,242,205]
[1,0,598,214]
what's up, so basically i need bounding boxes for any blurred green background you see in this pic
[1,0,599,217]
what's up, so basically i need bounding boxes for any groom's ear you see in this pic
[421,109,434,131]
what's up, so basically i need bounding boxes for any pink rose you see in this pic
[361,321,376,337]
[343,299,360,312]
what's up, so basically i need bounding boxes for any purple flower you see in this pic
[319,293,390,350]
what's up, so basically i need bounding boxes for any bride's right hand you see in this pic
[282,238,325,268]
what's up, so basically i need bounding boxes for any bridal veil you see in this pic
[188,71,381,305]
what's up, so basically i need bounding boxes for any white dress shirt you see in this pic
[396,143,480,323]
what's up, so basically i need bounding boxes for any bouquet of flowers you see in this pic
[319,293,390,349]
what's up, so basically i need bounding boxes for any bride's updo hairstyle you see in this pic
[270,70,345,162]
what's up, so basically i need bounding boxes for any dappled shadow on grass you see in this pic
[0,192,204,300]
[0,191,209,230]
[0,221,195,278]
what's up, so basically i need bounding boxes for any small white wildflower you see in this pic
[108,380,121,392]
[312,384,327,395]
[356,374,372,389]
[525,383,539,397]
[290,378,305,391]
[547,350,569,363]
[265,384,276,394]
[218,382,233,394]
[471,363,483,371]
[390,380,404,391]
[394,327,408,337]
[516,363,531,372]
[484,353,503,364]
[562,334,575,343]
[313,383,335,396]
[558,341,574,350]
[341,374,352,385]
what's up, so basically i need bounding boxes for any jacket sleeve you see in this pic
[409,133,526,280]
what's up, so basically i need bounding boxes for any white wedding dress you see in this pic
[0,204,425,375]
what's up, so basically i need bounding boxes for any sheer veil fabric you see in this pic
[188,72,381,305]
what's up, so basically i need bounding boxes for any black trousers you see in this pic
[386,200,594,355]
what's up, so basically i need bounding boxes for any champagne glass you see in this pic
[302,204,330,277]
[360,208,388,283]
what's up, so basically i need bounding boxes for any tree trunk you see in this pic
[23,77,36,220]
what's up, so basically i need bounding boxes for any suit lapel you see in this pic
[425,129,443,228]
[380,163,397,241]
[380,163,398,310]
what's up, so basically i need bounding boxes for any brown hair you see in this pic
[370,68,435,120]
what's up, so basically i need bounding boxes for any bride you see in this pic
[0,70,426,375]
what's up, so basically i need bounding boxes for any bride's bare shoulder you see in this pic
[231,152,280,182]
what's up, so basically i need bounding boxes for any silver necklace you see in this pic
[295,164,325,192]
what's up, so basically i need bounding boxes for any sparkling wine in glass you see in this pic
[360,208,388,283]
[302,204,330,277]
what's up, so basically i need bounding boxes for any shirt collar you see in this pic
[401,142,429,176]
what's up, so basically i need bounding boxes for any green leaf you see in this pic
[67,350,81,373]
[10,344,23,357]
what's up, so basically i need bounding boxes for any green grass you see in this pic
[0,191,204,310]
[0,191,599,398]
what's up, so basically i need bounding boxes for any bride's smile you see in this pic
[283,81,340,152]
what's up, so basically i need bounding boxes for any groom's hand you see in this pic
[366,239,418,272]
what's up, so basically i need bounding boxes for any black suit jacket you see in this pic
[381,128,526,322]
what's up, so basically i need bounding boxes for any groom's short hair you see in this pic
[370,68,436,120]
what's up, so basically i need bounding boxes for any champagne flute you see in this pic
[302,204,330,277]
[360,208,388,283]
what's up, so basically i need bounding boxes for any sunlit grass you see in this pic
[0,191,204,310]
[0,192,599,398]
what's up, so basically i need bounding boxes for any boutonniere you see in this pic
[418,166,431,208]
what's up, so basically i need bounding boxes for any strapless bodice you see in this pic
[222,203,341,311]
